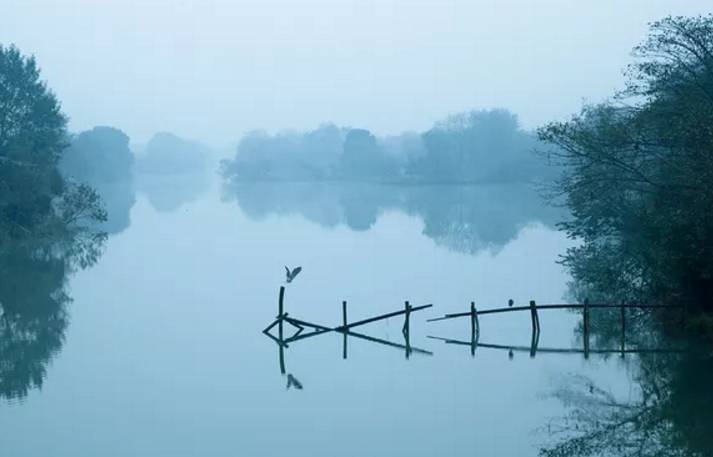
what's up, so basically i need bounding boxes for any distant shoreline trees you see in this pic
[136,132,210,175]
[220,109,556,185]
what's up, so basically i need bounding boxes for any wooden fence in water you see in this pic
[263,287,686,377]
[263,286,434,374]
[427,299,685,359]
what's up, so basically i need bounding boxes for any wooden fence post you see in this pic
[402,301,411,336]
[279,344,286,375]
[530,326,540,358]
[278,286,285,318]
[403,301,412,359]
[342,300,348,328]
[470,302,476,339]
[470,301,480,356]
[278,286,286,343]
[529,300,540,335]
[342,300,348,359]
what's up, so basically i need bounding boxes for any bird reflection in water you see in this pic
[286,373,303,390]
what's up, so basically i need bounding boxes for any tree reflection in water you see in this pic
[0,231,105,401]
[222,181,563,254]
[542,353,713,457]
[541,286,713,457]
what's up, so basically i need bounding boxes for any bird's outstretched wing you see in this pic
[285,265,290,276]
[292,266,302,278]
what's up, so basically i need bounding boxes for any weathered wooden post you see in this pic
[470,301,480,356]
[342,300,348,328]
[529,300,540,335]
[529,326,540,358]
[278,286,286,341]
[342,300,348,359]
[403,301,412,359]
[404,329,412,359]
[583,298,590,359]
[279,344,286,375]
[402,301,411,336]
[278,286,287,373]
[278,286,285,318]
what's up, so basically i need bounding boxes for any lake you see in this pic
[0,174,697,456]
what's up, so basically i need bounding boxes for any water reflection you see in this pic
[0,231,105,401]
[136,171,210,213]
[541,351,713,457]
[222,182,562,254]
[94,180,136,234]
[85,171,211,235]
[263,285,433,389]
[540,284,713,457]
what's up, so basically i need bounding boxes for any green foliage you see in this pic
[221,124,344,181]
[61,126,133,183]
[221,109,554,184]
[0,44,106,240]
[338,128,395,179]
[538,15,713,312]
[408,109,554,183]
[60,126,135,234]
[136,132,208,174]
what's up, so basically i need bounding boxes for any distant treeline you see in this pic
[61,127,210,184]
[221,109,557,184]
[58,127,211,233]
[1,40,212,242]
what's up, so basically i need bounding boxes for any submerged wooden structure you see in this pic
[262,285,686,385]
[427,300,685,359]
[263,286,434,382]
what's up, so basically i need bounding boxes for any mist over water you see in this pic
[0,173,660,456]
[3,2,713,456]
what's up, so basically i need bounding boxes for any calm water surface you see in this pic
[0,176,642,456]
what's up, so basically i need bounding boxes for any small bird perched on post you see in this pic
[285,266,302,283]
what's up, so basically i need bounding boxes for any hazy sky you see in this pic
[2,0,711,146]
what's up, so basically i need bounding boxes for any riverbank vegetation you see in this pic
[0,45,106,243]
[538,15,713,332]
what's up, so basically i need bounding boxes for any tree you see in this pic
[409,109,549,183]
[137,132,208,174]
[339,128,394,179]
[61,126,136,234]
[538,15,713,316]
[61,126,133,183]
[0,44,106,239]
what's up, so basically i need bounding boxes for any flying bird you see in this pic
[286,373,303,390]
[285,266,302,283]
